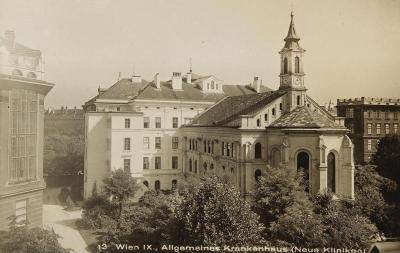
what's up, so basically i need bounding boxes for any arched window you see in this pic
[296,95,301,106]
[194,160,198,173]
[207,83,210,89]
[12,69,22,76]
[297,152,310,192]
[27,72,37,79]
[155,180,160,191]
[272,148,281,168]
[230,167,234,174]
[216,83,219,89]
[255,143,262,159]
[255,169,262,182]
[295,56,300,73]
[171,179,177,190]
[327,152,336,193]
[211,81,214,89]
[279,103,282,110]
[283,58,288,74]
[189,159,192,172]
[256,119,260,127]
[203,162,207,172]
[210,163,214,170]
[143,180,149,187]
[272,108,276,116]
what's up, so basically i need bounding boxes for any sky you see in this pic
[1,0,399,108]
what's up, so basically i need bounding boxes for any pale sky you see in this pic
[1,0,399,108]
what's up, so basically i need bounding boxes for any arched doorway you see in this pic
[155,180,160,191]
[327,152,336,193]
[297,151,310,192]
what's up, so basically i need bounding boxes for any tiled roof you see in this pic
[88,76,272,103]
[190,90,286,127]
[268,106,344,129]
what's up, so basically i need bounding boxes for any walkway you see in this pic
[43,204,90,253]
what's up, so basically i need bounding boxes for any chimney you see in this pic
[131,75,141,83]
[172,72,182,90]
[187,71,192,84]
[4,30,15,48]
[154,73,161,89]
[252,76,262,93]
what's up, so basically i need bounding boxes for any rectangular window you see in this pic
[385,112,390,120]
[394,124,398,134]
[264,113,268,121]
[143,117,150,128]
[143,157,149,170]
[172,156,178,169]
[123,159,130,173]
[184,118,193,125]
[155,157,161,170]
[376,124,381,135]
[155,117,161,128]
[367,123,372,135]
[376,111,380,119]
[385,124,390,134]
[172,136,179,149]
[15,199,27,224]
[124,137,131,151]
[172,117,178,128]
[346,108,354,118]
[9,89,38,182]
[125,118,130,128]
[155,137,161,149]
[143,137,149,149]
[367,139,372,151]
[394,112,398,120]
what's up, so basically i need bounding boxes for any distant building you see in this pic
[182,12,354,199]
[0,31,54,229]
[337,97,400,164]
[83,68,270,198]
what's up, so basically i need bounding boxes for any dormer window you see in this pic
[211,81,214,89]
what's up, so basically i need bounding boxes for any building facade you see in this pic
[182,12,355,199]
[83,70,270,198]
[0,31,54,229]
[337,97,400,165]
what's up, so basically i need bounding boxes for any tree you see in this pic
[313,193,378,249]
[372,134,400,188]
[176,175,264,246]
[102,169,140,228]
[253,166,302,227]
[0,217,70,253]
[354,165,399,235]
[254,166,326,246]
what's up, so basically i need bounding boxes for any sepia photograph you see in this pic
[0,0,399,252]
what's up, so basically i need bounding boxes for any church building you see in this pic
[182,12,355,199]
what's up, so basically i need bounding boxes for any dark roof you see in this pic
[268,106,344,129]
[190,90,285,127]
[88,77,272,103]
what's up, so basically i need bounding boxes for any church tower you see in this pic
[279,12,306,111]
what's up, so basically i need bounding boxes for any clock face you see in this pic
[282,77,289,85]
[295,77,301,85]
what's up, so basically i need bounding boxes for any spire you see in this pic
[282,11,304,51]
[285,11,300,42]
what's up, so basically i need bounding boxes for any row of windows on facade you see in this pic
[142,179,178,191]
[187,158,237,175]
[123,136,179,151]
[12,69,37,79]
[188,138,263,159]
[367,123,399,135]
[256,104,284,127]
[9,89,38,183]
[123,156,179,171]
[367,139,380,151]
[206,81,219,90]
[345,108,399,120]
[124,117,193,129]
[283,57,301,74]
